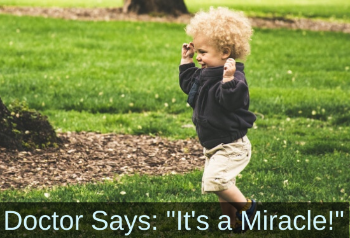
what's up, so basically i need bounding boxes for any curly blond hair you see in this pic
[185,7,253,60]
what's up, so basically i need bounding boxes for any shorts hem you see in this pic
[201,180,235,195]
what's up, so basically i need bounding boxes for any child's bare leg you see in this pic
[218,196,237,227]
[215,184,248,211]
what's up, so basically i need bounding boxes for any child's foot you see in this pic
[233,199,257,233]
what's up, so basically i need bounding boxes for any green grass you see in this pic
[1,117,349,203]
[186,0,350,21]
[0,0,349,21]
[0,14,349,205]
[0,0,124,8]
[0,13,349,237]
[1,15,349,135]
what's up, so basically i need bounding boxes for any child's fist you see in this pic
[223,58,236,82]
[182,42,194,59]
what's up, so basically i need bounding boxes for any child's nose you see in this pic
[196,55,201,61]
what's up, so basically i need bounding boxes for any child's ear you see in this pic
[222,47,231,60]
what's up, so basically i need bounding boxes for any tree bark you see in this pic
[123,0,189,16]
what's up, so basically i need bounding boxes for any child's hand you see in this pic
[223,58,236,82]
[181,43,194,65]
[182,42,194,59]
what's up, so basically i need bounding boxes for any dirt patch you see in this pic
[0,132,203,190]
[1,6,350,33]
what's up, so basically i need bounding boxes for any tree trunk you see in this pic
[123,0,188,16]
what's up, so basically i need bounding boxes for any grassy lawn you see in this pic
[0,2,349,235]
[1,15,349,136]
[0,13,349,205]
[0,0,349,21]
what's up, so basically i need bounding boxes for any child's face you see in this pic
[193,36,227,69]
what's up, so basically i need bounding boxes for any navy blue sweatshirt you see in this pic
[179,62,256,149]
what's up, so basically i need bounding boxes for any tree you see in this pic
[123,0,189,16]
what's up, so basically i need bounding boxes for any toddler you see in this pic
[179,7,257,233]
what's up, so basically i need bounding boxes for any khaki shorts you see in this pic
[201,136,251,194]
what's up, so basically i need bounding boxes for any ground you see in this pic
[0,132,204,190]
[0,6,349,191]
[1,6,350,33]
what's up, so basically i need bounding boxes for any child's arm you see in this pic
[179,42,199,95]
[216,58,250,111]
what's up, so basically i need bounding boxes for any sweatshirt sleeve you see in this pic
[179,63,199,95]
[215,71,250,111]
